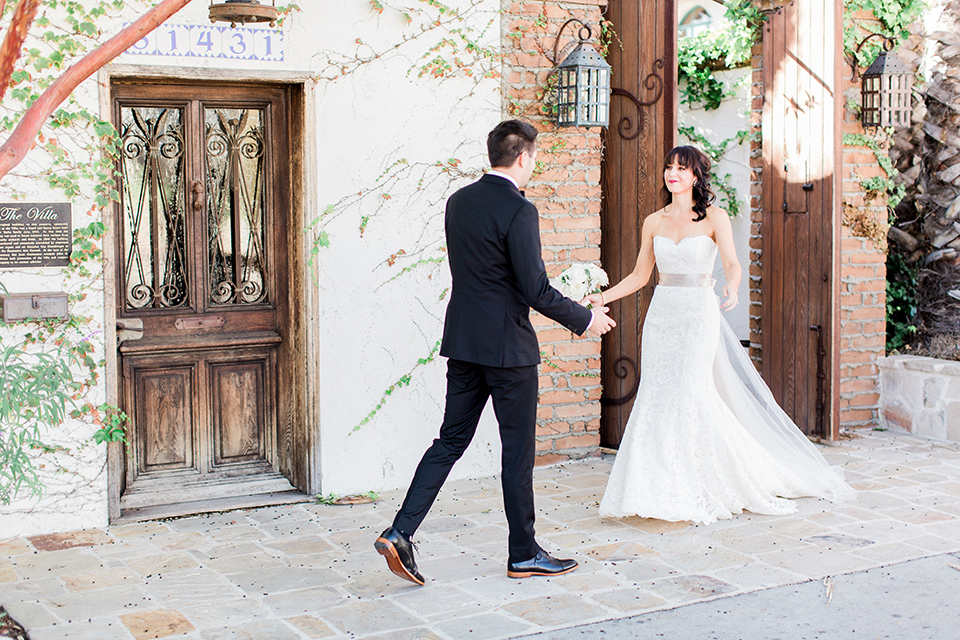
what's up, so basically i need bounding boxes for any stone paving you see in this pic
[2,429,960,640]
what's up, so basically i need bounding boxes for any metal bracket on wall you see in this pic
[610,58,666,140]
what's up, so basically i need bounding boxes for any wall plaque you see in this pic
[0,203,72,268]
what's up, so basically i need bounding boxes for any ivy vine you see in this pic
[677,0,761,111]
[0,1,153,504]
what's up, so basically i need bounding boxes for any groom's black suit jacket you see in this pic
[439,173,592,367]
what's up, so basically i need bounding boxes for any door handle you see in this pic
[191,180,204,212]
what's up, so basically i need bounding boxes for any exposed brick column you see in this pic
[837,10,888,429]
[502,0,606,464]
[747,40,764,367]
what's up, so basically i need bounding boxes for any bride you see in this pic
[584,145,854,525]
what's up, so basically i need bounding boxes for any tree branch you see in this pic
[0,0,194,181]
[0,0,42,104]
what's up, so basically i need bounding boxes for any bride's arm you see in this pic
[585,215,657,306]
[710,206,741,310]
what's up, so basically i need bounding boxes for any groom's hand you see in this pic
[588,306,615,336]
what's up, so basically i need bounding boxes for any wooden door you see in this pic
[761,1,841,440]
[113,82,299,513]
[599,0,678,447]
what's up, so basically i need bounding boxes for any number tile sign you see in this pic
[124,24,283,62]
[0,203,72,268]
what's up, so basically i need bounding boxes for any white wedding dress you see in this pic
[599,234,854,524]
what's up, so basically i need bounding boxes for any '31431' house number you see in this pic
[123,23,283,62]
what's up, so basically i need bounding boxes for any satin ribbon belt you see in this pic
[658,273,715,288]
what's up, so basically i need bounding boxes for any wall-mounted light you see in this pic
[209,0,279,28]
[550,19,611,128]
[851,34,913,128]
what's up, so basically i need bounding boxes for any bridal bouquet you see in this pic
[550,263,609,302]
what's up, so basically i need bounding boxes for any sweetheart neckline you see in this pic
[654,234,715,246]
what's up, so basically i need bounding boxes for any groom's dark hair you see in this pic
[487,119,537,168]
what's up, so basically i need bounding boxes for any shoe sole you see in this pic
[375,537,425,586]
[507,564,579,579]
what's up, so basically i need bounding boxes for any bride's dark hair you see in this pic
[660,145,715,222]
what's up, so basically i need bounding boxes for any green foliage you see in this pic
[0,2,131,503]
[91,404,128,445]
[0,312,104,505]
[678,125,748,216]
[886,249,919,351]
[316,490,379,505]
[842,131,905,208]
[843,0,925,70]
[1,1,123,204]
[352,340,442,432]
[677,0,758,110]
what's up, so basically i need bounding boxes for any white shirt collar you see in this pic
[486,170,519,190]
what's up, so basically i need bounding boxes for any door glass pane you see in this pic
[119,107,188,310]
[205,108,268,305]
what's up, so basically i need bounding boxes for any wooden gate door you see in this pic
[599,0,677,447]
[761,1,841,440]
[113,82,300,515]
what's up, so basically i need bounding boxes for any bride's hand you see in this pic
[580,293,604,308]
[720,285,738,311]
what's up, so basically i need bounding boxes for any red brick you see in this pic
[538,327,576,343]
[557,216,601,230]
[540,390,585,404]
[536,438,555,451]
[555,403,598,418]
[534,453,569,466]
[570,374,600,387]
[554,434,599,450]
[849,307,885,321]
[840,378,879,393]
[851,279,885,292]
[841,350,874,364]
[553,341,602,356]
[570,247,601,261]
[847,392,880,407]
[840,408,876,422]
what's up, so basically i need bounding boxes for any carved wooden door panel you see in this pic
[113,83,295,512]
[599,0,678,448]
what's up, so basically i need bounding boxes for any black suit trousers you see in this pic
[393,358,540,563]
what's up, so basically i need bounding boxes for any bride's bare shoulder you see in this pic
[643,208,667,231]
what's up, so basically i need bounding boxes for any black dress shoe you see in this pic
[507,549,578,578]
[374,527,425,586]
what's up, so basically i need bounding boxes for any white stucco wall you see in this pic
[678,68,752,342]
[0,0,502,537]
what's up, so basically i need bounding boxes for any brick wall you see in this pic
[502,0,607,464]
[747,41,764,367]
[837,9,888,428]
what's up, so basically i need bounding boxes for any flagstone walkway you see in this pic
[2,429,960,640]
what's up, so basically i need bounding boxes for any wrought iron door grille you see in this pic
[120,107,188,310]
[205,108,268,306]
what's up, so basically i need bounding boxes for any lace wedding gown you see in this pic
[599,234,854,524]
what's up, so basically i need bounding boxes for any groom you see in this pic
[374,119,615,585]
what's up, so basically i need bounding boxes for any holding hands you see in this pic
[588,305,615,336]
[577,292,614,336]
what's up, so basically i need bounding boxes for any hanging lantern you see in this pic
[209,0,279,28]
[860,48,913,128]
[555,34,611,128]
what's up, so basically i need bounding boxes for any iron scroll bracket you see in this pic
[600,356,640,406]
[610,58,666,140]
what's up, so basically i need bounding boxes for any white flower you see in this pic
[550,263,609,301]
